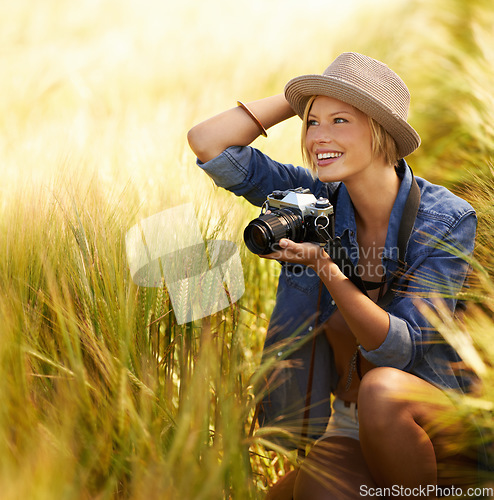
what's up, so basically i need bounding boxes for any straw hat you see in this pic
[284,52,421,158]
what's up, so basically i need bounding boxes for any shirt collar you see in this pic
[383,160,412,262]
[333,159,413,264]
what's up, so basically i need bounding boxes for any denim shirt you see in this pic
[197,145,477,437]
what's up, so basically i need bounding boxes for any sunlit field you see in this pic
[1,0,494,498]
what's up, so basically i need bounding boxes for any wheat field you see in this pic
[0,0,493,498]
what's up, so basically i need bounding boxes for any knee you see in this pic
[358,367,404,404]
[358,367,407,430]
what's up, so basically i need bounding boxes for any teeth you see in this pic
[317,152,342,160]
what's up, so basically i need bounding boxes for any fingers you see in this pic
[261,239,327,265]
[259,238,299,260]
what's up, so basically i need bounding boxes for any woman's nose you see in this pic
[310,125,332,144]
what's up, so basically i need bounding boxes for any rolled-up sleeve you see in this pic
[361,314,412,368]
[197,146,252,189]
[197,146,324,206]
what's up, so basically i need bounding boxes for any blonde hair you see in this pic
[367,117,399,166]
[301,97,400,172]
[301,96,318,171]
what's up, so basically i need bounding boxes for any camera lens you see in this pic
[248,224,270,249]
[243,209,303,255]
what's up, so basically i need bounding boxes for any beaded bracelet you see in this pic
[236,101,268,137]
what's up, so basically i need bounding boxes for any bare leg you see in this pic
[358,367,477,494]
[293,436,380,500]
[265,468,298,500]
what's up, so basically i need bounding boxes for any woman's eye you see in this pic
[307,119,319,127]
[334,117,347,124]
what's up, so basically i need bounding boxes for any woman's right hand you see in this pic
[187,93,295,163]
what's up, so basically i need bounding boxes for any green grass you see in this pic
[0,0,493,498]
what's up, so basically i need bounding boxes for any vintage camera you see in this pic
[243,187,334,255]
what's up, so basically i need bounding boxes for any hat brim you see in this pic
[285,74,421,158]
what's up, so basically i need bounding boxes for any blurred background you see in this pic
[0,0,493,498]
[3,0,493,194]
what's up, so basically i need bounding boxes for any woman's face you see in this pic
[305,96,378,183]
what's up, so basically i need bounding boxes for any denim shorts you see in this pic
[320,398,360,441]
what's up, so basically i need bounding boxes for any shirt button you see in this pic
[331,300,336,306]
[308,326,313,332]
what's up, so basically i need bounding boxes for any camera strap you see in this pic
[378,171,421,307]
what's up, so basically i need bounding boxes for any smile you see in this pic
[317,152,343,160]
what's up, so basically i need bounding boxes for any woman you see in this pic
[187,52,478,498]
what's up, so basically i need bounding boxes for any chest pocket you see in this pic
[281,264,320,295]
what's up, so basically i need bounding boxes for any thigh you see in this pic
[293,436,380,500]
[358,367,452,426]
[358,367,479,487]
[358,367,473,448]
